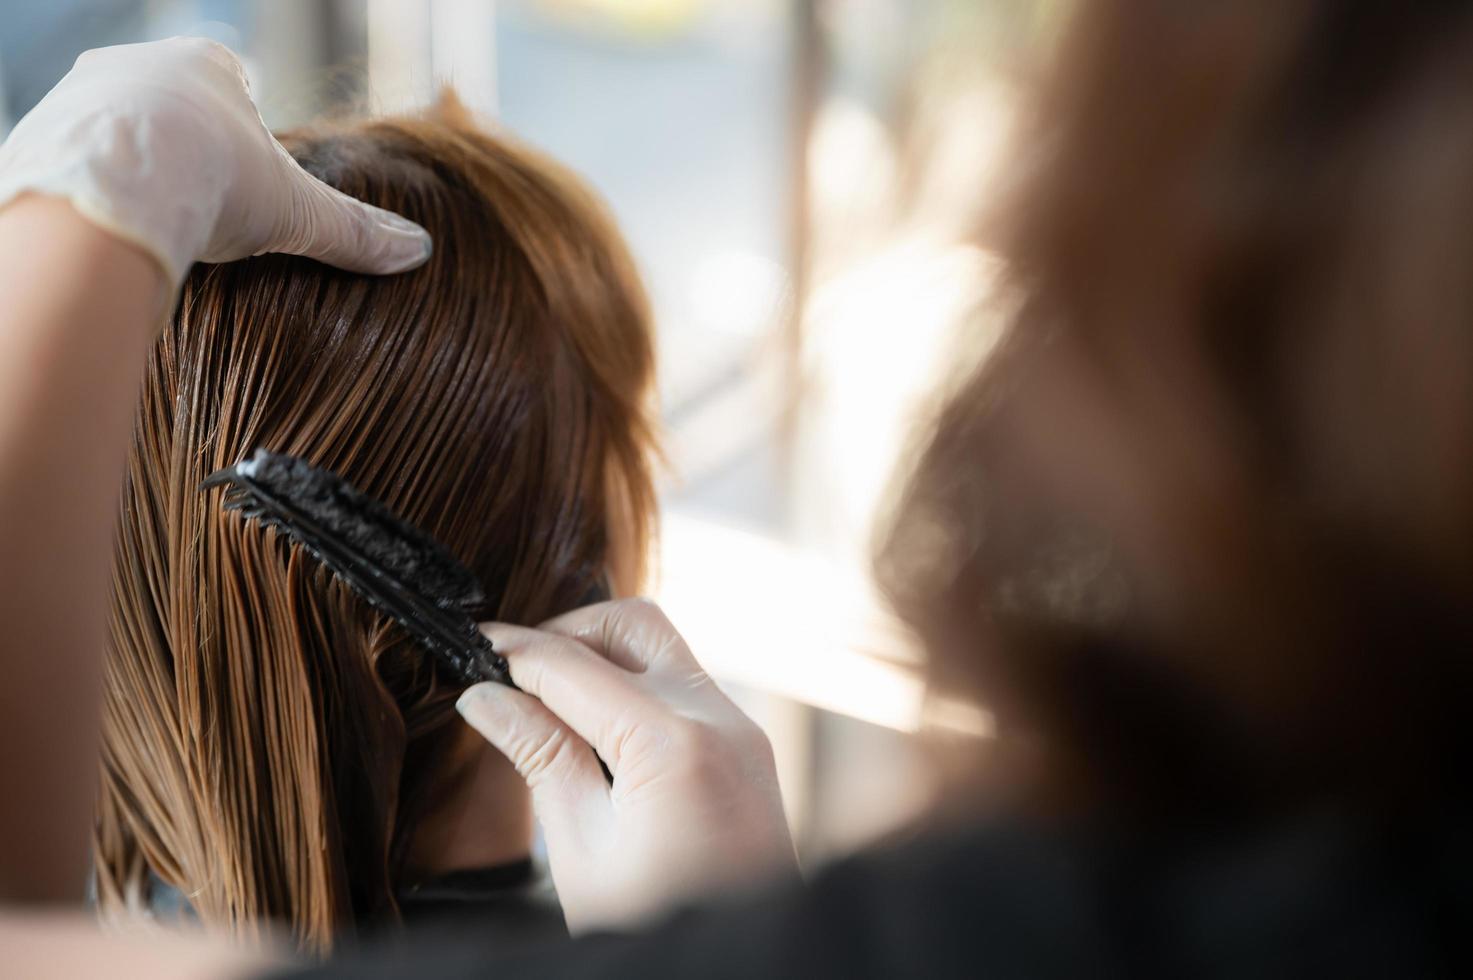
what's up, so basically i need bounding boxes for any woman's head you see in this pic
[95,98,656,949]
[881,1,1473,819]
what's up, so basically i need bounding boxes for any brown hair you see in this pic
[880,1,1473,820]
[94,98,657,950]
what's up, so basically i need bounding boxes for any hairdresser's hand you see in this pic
[458,599,798,933]
[0,37,430,288]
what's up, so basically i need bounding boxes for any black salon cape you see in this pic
[273,807,1468,980]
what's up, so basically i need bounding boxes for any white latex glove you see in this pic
[0,37,430,287]
[457,599,799,934]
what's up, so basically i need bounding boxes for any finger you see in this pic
[455,682,609,816]
[539,598,697,675]
[274,157,433,274]
[478,622,666,770]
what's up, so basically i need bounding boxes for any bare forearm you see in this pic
[0,909,287,978]
[0,195,166,901]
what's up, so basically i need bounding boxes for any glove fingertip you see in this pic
[285,177,434,274]
[354,235,431,275]
[344,199,434,274]
[374,219,434,274]
[455,682,508,731]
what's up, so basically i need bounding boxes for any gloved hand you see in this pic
[457,599,799,933]
[0,37,430,287]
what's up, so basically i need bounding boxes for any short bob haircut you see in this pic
[95,97,657,951]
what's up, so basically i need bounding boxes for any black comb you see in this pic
[201,449,512,687]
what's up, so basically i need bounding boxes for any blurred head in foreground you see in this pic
[881,1,1472,822]
[96,96,657,951]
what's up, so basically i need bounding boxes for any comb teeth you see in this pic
[201,452,511,687]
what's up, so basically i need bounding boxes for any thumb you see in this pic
[456,683,610,813]
[270,154,433,274]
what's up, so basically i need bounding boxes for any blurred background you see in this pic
[0,0,1051,865]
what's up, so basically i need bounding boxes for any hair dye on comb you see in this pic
[203,449,512,686]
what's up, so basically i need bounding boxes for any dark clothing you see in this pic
[395,857,566,944]
[279,808,1468,979]
[140,857,566,946]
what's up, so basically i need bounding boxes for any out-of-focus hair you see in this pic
[94,97,657,951]
[879,1,1473,819]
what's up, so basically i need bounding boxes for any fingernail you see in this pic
[455,682,495,719]
[373,207,425,235]
[375,226,433,274]
[377,215,431,248]
[477,623,511,647]
[362,202,432,264]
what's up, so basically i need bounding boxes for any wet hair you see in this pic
[879,1,1473,820]
[94,98,657,951]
